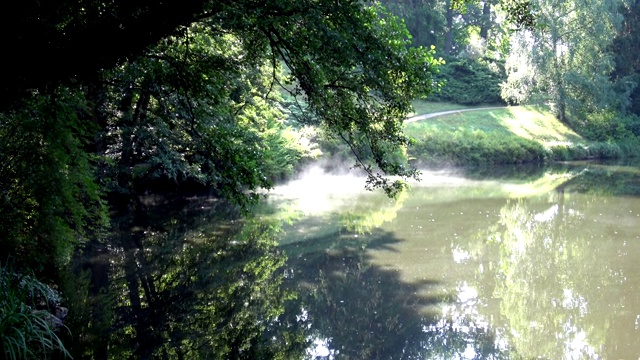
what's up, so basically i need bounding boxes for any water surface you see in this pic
[268,163,640,359]
[72,162,640,359]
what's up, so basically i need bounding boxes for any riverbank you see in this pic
[405,102,640,166]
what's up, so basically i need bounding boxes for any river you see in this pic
[71,161,640,359]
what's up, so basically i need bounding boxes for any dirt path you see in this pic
[405,106,507,123]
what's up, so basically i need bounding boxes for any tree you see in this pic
[379,0,447,49]
[0,0,440,277]
[611,0,640,115]
[501,0,623,122]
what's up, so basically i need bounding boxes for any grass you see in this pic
[404,104,637,166]
[1,262,71,360]
[409,100,474,117]
[406,105,585,146]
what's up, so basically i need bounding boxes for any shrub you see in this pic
[619,114,640,137]
[579,111,632,141]
[587,142,622,159]
[0,262,71,360]
[430,56,506,106]
[547,144,589,161]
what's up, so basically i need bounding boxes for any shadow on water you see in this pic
[280,229,514,359]
[60,191,517,359]
[556,159,640,198]
[62,195,307,360]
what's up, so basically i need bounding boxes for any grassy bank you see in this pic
[405,102,640,166]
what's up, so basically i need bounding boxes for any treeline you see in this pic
[0,1,442,358]
[380,0,508,105]
[382,0,640,143]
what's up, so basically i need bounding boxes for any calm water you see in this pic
[74,162,640,359]
[268,163,640,359]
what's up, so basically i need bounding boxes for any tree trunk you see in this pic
[552,30,567,122]
[444,0,454,54]
[480,1,492,40]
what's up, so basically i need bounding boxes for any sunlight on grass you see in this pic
[404,108,513,137]
[501,171,576,198]
[402,103,607,165]
[499,106,585,146]
[410,100,472,116]
[405,105,586,148]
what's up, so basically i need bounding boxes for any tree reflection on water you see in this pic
[66,195,307,359]
[63,191,516,359]
[281,231,514,359]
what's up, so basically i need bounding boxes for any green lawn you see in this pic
[402,104,631,165]
[409,100,473,117]
[405,105,586,149]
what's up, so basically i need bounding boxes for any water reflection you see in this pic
[281,232,513,359]
[66,196,307,359]
[273,162,640,359]
[65,162,640,359]
[471,179,640,359]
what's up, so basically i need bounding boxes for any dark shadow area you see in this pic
[60,195,308,360]
[280,229,514,359]
[60,191,517,359]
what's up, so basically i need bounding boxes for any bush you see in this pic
[409,130,545,166]
[0,262,71,360]
[578,111,633,142]
[547,144,589,161]
[430,56,506,106]
[587,142,623,159]
[619,114,640,137]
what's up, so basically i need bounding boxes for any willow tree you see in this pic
[501,0,623,121]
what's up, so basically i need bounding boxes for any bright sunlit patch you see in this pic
[267,166,368,216]
[534,204,558,222]
[306,337,336,359]
[462,344,477,359]
[503,106,584,145]
[502,172,575,198]
[457,282,478,304]
[452,245,471,263]
[560,323,600,360]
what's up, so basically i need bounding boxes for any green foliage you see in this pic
[0,88,107,275]
[431,56,506,105]
[611,0,640,116]
[254,1,439,195]
[0,262,71,359]
[574,111,640,142]
[81,1,439,202]
[579,111,628,141]
[586,142,623,159]
[546,144,588,161]
[501,0,537,30]
[410,129,545,166]
[378,0,446,49]
[502,0,622,122]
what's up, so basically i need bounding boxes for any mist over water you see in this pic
[266,165,370,216]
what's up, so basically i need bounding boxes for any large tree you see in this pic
[501,0,623,121]
[611,0,640,116]
[0,0,441,274]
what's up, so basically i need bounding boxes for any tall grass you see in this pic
[1,262,71,360]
